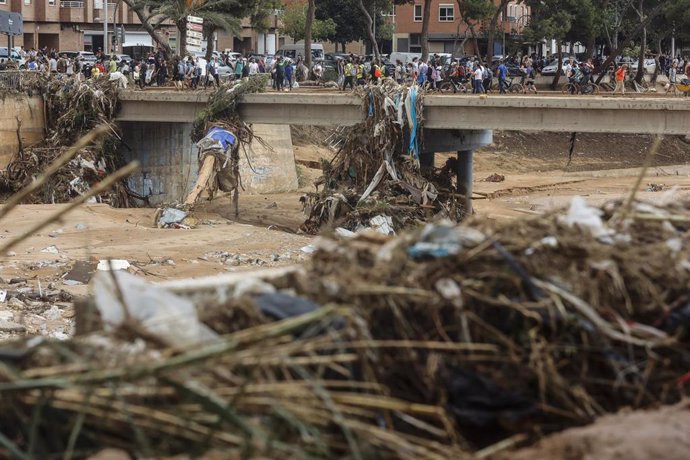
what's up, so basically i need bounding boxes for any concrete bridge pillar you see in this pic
[421,129,492,216]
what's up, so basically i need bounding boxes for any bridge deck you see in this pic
[117,90,690,135]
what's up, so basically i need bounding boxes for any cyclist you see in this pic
[567,62,582,94]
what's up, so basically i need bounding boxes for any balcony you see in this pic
[60,1,85,23]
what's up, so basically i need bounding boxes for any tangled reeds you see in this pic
[1,194,688,459]
[301,81,463,234]
[0,74,131,206]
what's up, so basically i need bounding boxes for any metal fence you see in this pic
[0,70,42,92]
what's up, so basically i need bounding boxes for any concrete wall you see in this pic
[240,124,298,194]
[120,122,299,205]
[0,95,45,168]
[120,121,198,206]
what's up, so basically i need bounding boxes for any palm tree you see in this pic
[128,0,259,57]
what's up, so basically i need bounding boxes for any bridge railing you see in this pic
[0,70,43,92]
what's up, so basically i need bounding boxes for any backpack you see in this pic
[374,67,382,78]
[482,67,492,80]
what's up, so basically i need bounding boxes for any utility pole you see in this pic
[104,0,109,53]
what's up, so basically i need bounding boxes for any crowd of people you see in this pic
[4,45,689,95]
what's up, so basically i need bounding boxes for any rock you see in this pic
[75,223,88,230]
[7,251,16,257]
[0,320,26,333]
[9,278,26,285]
[48,229,64,238]
[41,245,59,254]
[0,310,13,321]
[44,306,63,321]
[8,298,25,309]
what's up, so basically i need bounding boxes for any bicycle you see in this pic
[439,76,469,93]
[561,80,579,94]
[502,77,524,93]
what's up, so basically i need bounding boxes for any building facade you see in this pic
[0,0,175,53]
[393,0,530,56]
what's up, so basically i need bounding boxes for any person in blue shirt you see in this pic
[497,60,508,94]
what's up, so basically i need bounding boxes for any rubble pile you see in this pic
[0,196,689,458]
[0,75,130,205]
[301,81,462,234]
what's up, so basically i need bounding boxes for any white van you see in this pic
[275,43,324,61]
[389,52,421,65]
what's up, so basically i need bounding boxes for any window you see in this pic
[439,4,454,22]
[49,0,55,5]
[24,0,30,5]
[413,4,422,22]
[0,0,6,5]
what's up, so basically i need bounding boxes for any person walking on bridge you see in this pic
[497,59,508,94]
[613,64,628,95]
[343,58,355,91]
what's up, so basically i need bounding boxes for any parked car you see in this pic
[630,58,657,74]
[61,51,97,63]
[541,57,578,76]
[194,54,234,80]
[113,54,133,65]
[0,47,26,69]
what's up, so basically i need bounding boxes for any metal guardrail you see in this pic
[0,70,47,92]
[60,1,85,8]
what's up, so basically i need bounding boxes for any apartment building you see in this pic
[0,0,176,53]
[393,0,530,56]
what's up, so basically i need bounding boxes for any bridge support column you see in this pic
[421,129,492,218]
[457,150,473,216]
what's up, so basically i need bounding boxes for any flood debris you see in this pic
[484,173,506,182]
[183,76,269,217]
[0,74,137,207]
[0,196,689,458]
[300,82,465,235]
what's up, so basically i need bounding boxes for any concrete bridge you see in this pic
[118,91,690,135]
[116,90,690,212]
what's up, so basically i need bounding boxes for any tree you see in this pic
[420,0,432,61]
[316,0,368,52]
[485,0,510,61]
[457,0,495,60]
[305,0,315,68]
[250,0,282,56]
[280,1,336,42]
[357,0,380,61]
[122,0,174,56]
[128,0,265,57]
[524,0,577,88]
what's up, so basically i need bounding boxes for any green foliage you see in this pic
[281,2,337,42]
[131,0,269,55]
[457,0,495,24]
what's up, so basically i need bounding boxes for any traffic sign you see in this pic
[187,37,203,47]
[187,15,203,24]
[186,30,203,40]
[187,23,203,32]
